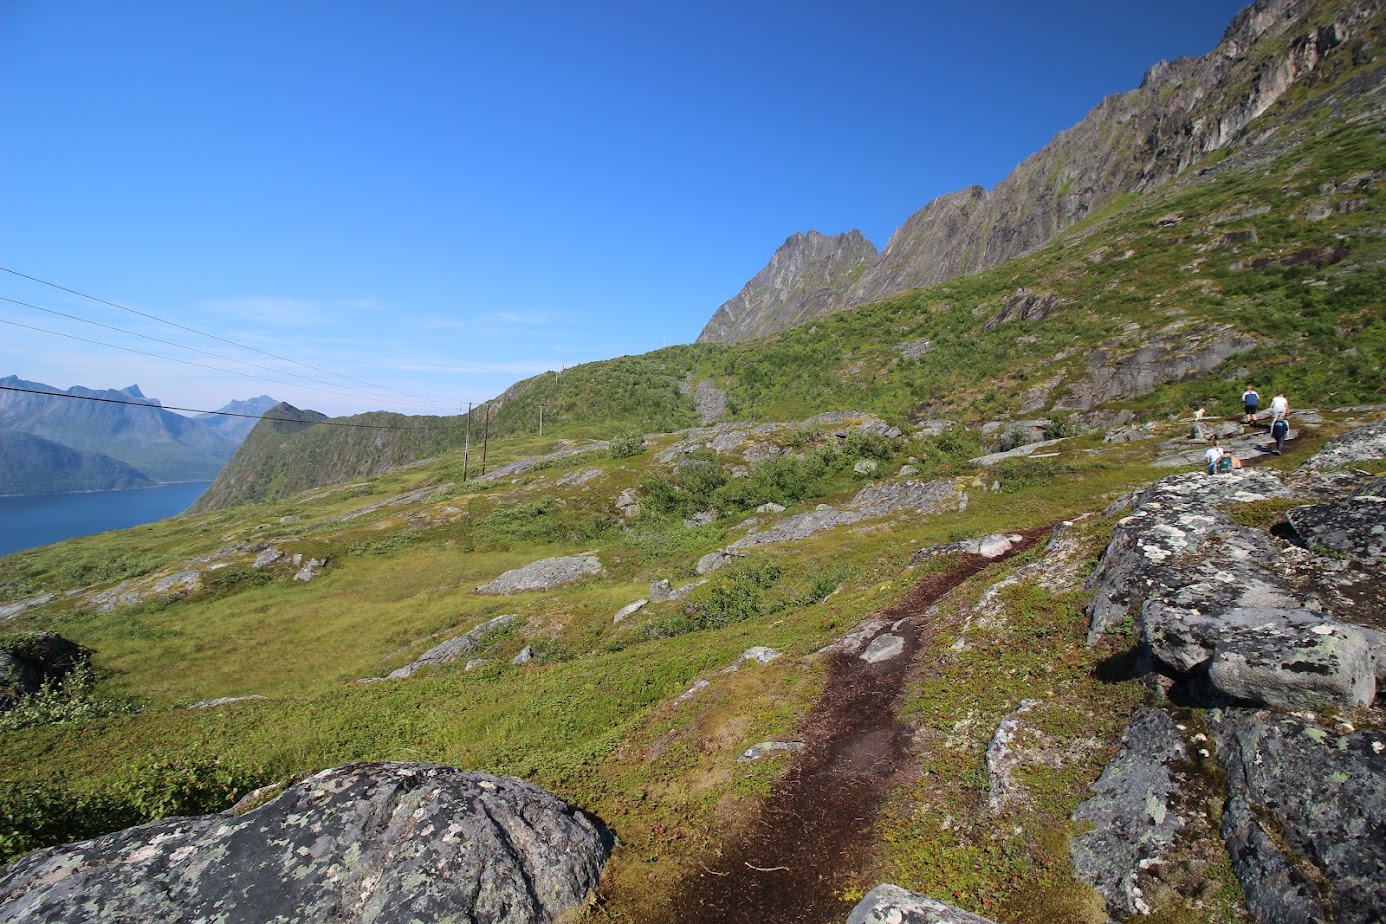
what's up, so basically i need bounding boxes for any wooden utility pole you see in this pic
[481,405,490,475]
[539,404,545,437]
[462,402,472,481]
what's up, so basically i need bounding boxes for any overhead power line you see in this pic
[0,385,466,431]
[0,316,460,409]
[0,265,455,409]
[0,295,457,412]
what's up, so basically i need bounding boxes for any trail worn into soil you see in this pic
[664,527,1049,924]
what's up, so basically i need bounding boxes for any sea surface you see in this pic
[0,482,210,557]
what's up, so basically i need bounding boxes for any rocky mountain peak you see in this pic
[697,0,1380,344]
[695,229,879,344]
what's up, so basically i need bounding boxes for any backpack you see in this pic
[1216,455,1235,473]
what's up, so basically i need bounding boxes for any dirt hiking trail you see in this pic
[659,527,1049,924]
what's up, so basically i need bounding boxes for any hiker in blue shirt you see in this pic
[1241,385,1260,425]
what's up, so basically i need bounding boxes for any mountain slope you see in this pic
[0,377,237,483]
[699,0,1383,343]
[0,431,155,496]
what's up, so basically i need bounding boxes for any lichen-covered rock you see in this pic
[0,762,609,924]
[986,699,1041,811]
[1085,470,1292,645]
[1070,707,1188,917]
[476,554,603,595]
[1144,604,1375,710]
[1286,495,1386,562]
[908,533,1026,567]
[386,614,517,680]
[846,884,1000,924]
[730,479,960,551]
[1214,710,1386,924]
[1299,415,1386,470]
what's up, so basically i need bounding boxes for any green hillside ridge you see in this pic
[0,2,1383,920]
[195,104,1384,513]
[0,431,155,496]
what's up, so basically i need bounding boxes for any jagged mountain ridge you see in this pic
[698,0,1381,343]
[193,395,280,444]
[0,378,278,493]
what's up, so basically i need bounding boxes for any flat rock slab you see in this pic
[730,479,960,551]
[0,762,609,924]
[476,554,602,595]
[737,741,804,763]
[860,633,906,664]
[969,437,1067,467]
[1215,710,1386,924]
[847,884,1000,924]
[1070,707,1187,918]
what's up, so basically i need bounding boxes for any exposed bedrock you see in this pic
[0,762,610,924]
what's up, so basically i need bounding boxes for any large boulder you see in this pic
[1144,604,1375,710]
[0,762,609,924]
[1215,710,1386,924]
[476,554,603,595]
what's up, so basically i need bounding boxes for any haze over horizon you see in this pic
[3,0,1248,418]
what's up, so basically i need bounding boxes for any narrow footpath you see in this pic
[662,527,1049,924]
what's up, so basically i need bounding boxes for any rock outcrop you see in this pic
[475,554,603,595]
[0,762,609,924]
[1215,710,1386,924]
[385,614,517,679]
[1070,707,1188,917]
[1074,416,1386,921]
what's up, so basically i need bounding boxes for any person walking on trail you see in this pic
[1270,391,1289,422]
[1242,385,1260,424]
[1271,415,1290,455]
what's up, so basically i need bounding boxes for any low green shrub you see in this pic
[0,665,140,733]
[685,558,783,629]
[0,752,266,864]
[609,431,646,460]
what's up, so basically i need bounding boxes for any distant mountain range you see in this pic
[0,377,278,495]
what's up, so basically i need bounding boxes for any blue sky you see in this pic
[2,0,1249,417]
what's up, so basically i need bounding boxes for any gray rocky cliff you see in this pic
[697,0,1380,343]
[696,230,879,344]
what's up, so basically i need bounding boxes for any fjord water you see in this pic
[0,482,210,557]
